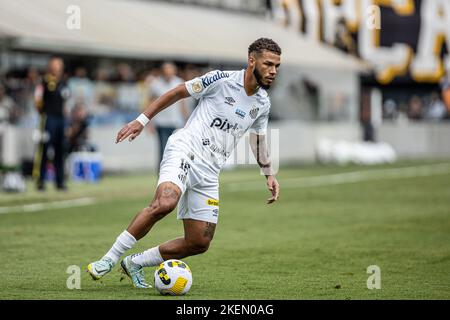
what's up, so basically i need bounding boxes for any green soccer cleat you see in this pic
[87,256,114,280]
[119,255,151,289]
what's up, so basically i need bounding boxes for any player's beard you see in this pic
[253,67,271,90]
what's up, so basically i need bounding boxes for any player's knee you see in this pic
[144,198,176,221]
[186,238,211,255]
[157,197,177,215]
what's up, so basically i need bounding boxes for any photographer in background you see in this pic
[67,102,94,154]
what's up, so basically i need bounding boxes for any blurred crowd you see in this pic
[1,59,449,130]
[383,78,450,122]
[0,61,204,129]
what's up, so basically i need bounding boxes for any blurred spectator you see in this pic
[383,99,398,120]
[115,63,140,113]
[92,68,116,115]
[424,91,446,120]
[68,67,94,112]
[441,73,450,118]
[408,95,423,120]
[0,84,18,123]
[67,103,94,153]
[136,69,152,112]
[149,62,190,165]
[34,57,70,191]
[20,67,42,126]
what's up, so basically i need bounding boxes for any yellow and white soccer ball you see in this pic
[154,259,192,296]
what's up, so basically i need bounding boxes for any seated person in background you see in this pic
[67,103,95,153]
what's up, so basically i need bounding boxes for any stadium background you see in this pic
[0,0,449,300]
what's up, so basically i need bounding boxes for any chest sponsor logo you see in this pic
[210,117,239,133]
[202,71,229,88]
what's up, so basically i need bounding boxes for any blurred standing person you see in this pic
[149,62,189,166]
[19,67,42,127]
[0,84,17,123]
[92,68,116,119]
[68,67,94,112]
[116,63,139,112]
[441,73,450,119]
[33,57,70,191]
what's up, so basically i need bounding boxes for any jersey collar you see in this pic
[237,69,266,97]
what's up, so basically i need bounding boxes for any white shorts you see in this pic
[157,140,220,224]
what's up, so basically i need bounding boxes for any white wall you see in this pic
[378,123,450,159]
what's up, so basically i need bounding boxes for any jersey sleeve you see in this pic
[249,105,270,135]
[185,70,228,100]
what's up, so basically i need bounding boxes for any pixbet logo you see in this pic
[210,118,239,133]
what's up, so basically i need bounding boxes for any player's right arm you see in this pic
[115,83,190,143]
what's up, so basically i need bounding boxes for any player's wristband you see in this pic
[136,113,150,127]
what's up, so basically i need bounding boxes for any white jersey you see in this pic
[168,69,271,173]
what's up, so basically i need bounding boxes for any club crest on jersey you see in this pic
[191,80,203,93]
[249,106,259,119]
[202,71,229,88]
[235,108,246,119]
[224,97,236,106]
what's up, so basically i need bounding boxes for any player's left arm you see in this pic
[249,132,279,204]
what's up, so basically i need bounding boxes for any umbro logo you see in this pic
[224,97,236,106]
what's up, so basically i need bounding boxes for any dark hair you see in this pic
[248,38,282,56]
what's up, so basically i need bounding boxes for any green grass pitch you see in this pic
[0,160,449,299]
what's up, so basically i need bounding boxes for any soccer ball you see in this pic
[154,259,192,295]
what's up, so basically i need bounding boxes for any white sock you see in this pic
[131,246,164,267]
[104,230,137,264]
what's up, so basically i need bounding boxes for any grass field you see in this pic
[0,160,449,300]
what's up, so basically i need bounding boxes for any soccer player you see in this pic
[87,38,281,288]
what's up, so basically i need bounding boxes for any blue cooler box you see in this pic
[70,152,102,182]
